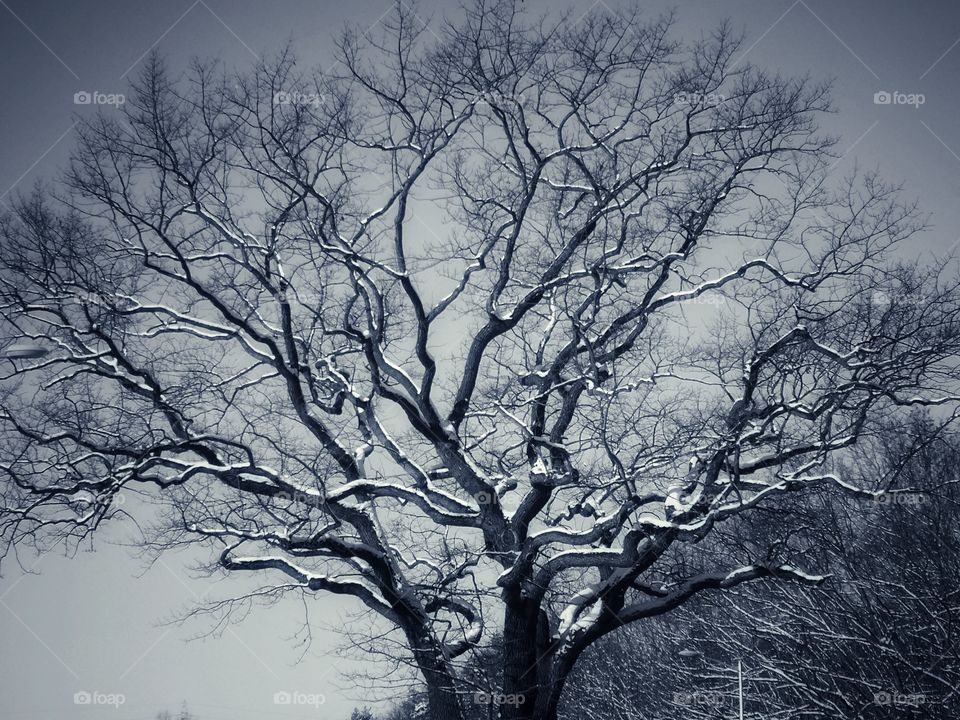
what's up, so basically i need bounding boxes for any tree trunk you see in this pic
[501,594,545,720]
[537,654,574,720]
[405,628,465,720]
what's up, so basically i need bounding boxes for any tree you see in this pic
[557,418,960,719]
[157,704,195,720]
[677,421,960,719]
[2,2,959,719]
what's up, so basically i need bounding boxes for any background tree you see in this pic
[157,704,195,720]
[557,417,960,720]
[2,2,960,719]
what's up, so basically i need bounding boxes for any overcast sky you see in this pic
[2,1,960,719]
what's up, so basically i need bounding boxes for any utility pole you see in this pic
[738,659,744,720]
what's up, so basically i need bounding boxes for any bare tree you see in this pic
[558,418,960,719]
[2,2,959,719]
[157,704,195,720]
[674,421,960,719]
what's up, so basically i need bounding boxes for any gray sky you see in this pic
[2,1,960,718]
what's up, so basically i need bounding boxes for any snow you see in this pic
[665,486,687,516]
[724,566,757,582]
[494,477,518,497]
[557,586,601,636]
[530,435,569,452]
[3,343,49,359]
[665,480,700,516]
[545,547,623,565]
[777,565,828,583]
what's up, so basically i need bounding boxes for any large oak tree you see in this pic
[2,2,959,718]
